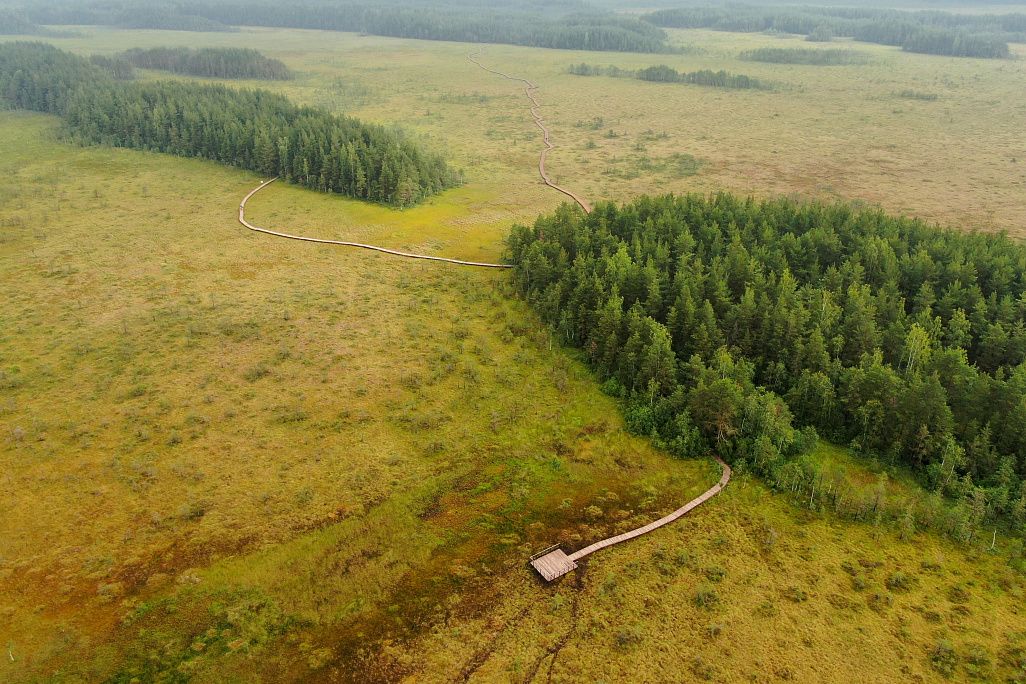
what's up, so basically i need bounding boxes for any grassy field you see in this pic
[1,24,1025,683]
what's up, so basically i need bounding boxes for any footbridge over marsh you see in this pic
[530,457,732,582]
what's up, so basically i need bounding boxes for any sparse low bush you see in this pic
[886,571,912,592]
[177,500,208,521]
[691,655,720,680]
[614,625,644,649]
[704,565,726,583]
[963,645,992,679]
[244,363,270,382]
[783,585,808,602]
[694,584,720,609]
[930,638,959,677]
[755,599,778,617]
[868,590,893,612]
[948,584,971,603]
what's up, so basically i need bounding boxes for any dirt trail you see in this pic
[467,52,592,214]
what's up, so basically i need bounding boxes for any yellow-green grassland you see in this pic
[1,23,1025,683]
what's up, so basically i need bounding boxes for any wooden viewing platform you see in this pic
[530,456,732,582]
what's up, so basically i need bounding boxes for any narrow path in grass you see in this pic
[238,178,512,268]
[237,52,729,584]
[529,457,731,581]
[467,51,592,214]
[569,456,731,562]
[237,52,591,268]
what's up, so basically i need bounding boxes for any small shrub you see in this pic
[783,585,808,603]
[400,372,423,390]
[244,363,270,382]
[898,89,938,101]
[868,590,893,612]
[948,584,970,604]
[930,639,958,677]
[614,625,643,649]
[694,583,720,609]
[886,571,912,592]
[704,565,726,583]
[600,378,624,397]
[690,655,719,680]
[177,500,208,521]
[963,645,991,679]
[275,407,309,424]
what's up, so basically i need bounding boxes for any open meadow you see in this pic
[1,23,1025,682]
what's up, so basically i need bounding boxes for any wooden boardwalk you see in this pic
[530,456,731,582]
[238,178,512,268]
[467,52,592,214]
[237,53,593,269]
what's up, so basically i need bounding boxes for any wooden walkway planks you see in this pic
[529,548,578,582]
[530,457,731,581]
[238,178,513,268]
[238,53,595,267]
[467,52,592,214]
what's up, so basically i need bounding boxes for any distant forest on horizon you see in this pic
[1,0,1024,58]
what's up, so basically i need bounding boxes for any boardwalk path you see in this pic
[238,51,590,268]
[236,53,728,582]
[467,52,592,214]
[238,178,511,268]
[530,458,731,581]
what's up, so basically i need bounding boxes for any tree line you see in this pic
[567,63,765,90]
[0,42,460,207]
[506,194,1026,541]
[0,7,69,36]
[119,47,293,80]
[0,7,38,34]
[18,2,233,31]
[644,6,1019,59]
[17,0,673,53]
[739,47,870,66]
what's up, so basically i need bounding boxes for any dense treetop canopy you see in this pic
[508,193,1026,532]
[645,5,1020,58]
[12,0,673,53]
[568,62,765,90]
[738,47,870,66]
[0,42,460,206]
[118,47,293,80]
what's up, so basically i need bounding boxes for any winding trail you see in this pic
[529,457,731,581]
[467,52,592,214]
[235,52,729,583]
[237,52,590,268]
[239,178,511,268]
